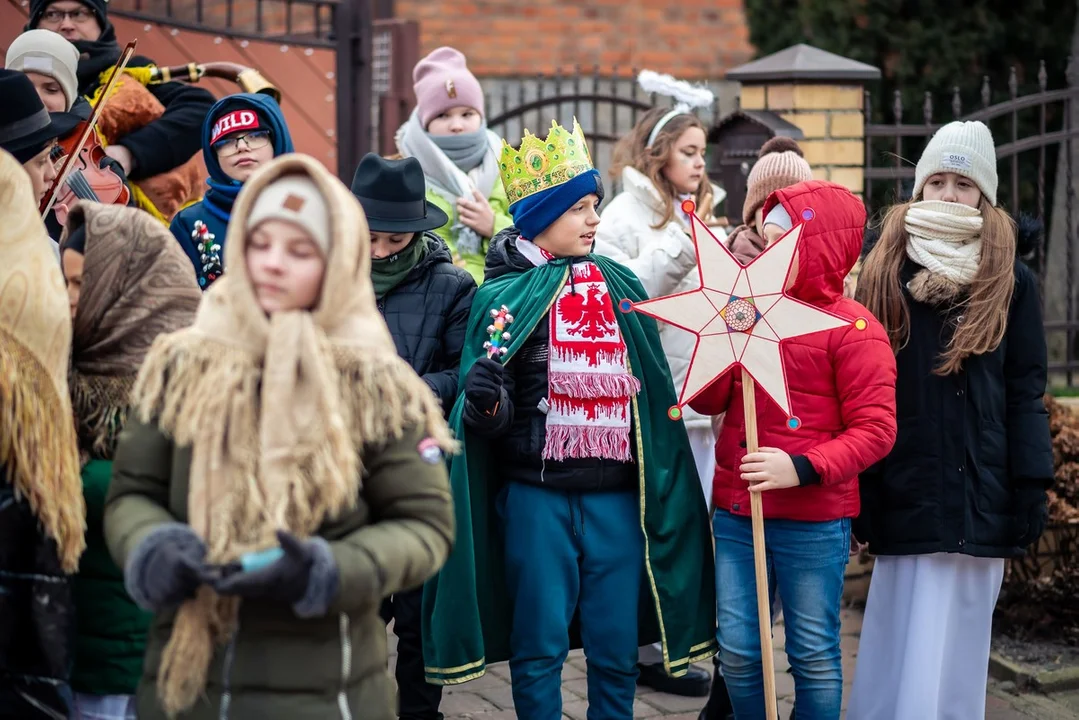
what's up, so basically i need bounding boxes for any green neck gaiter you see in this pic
[371,235,429,299]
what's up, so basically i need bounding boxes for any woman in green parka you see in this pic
[103,153,456,720]
[61,202,201,720]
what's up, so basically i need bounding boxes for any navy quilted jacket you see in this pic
[377,234,475,413]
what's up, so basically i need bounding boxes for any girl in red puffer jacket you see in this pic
[690,180,897,719]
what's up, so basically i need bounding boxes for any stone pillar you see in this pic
[728,45,881,197]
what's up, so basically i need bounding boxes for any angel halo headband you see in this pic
[638,70,715,148]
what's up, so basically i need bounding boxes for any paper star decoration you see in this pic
[620,200,867,427]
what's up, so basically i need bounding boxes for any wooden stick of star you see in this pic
[742,369,778,720]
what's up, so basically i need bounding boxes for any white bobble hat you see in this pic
[5,30,80,111]
[913,120,998,206]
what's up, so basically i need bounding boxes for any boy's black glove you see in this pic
[465,358,504,413]
[1014,483,1049,548]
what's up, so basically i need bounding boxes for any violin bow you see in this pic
[41,39,138,219]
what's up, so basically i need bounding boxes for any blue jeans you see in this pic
[712,510,849,720]
[500,482,643,720]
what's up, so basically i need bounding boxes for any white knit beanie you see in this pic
[913,120,998,206]
[5,30,80,111]
[246,175,331,255]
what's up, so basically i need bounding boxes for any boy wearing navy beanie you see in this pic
[423,119,717,718]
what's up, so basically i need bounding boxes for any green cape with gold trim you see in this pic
[422,252,717,684]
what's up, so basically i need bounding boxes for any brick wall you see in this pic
[109,0,754,77]
[741,83,867,195]
[395,0,754,78]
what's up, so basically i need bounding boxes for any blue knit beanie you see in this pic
[510,169,603,240]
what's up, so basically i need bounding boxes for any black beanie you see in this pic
[28,0,108,31]
[62,224,86,255]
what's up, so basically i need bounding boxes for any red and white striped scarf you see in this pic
[520,249,638,463]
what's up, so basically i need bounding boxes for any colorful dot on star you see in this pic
[619,298,633,313]
[681,199,696,214]
[668,406,683,420]
[720,296,761,333]
[854,318,868,331]
[787,417,801,430]
[802,208,815,221]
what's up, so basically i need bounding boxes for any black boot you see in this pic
[637,661,711,697]
[696,662,734,720]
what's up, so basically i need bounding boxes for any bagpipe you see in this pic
[148,61,280,102]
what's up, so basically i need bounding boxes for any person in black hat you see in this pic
[352,152,473,720]
[27,0,213,189]
[0,69,81,233]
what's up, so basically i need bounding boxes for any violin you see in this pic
[41,40,137,223]
[47,123,131,225]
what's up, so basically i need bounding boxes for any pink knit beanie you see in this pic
[413,47,485,128]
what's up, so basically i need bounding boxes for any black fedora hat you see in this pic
[350,153,450,233]
[0,69,81,164]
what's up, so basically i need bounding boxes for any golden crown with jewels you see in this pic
[499,118,594,205]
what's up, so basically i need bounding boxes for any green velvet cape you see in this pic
[422,253,717,684]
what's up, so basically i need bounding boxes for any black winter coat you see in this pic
[377,235,476,413]
[0,468,75,719]
[856,259,1054,558]
[463,229,637,492]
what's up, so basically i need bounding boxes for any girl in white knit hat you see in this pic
[5,28,80,112]
[849,120,1053,718]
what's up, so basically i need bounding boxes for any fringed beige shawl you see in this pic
[64,203,201,460]
[131,154,454,716]
[0,149,84,573]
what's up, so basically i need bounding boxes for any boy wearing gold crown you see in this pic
[422,120,716,719]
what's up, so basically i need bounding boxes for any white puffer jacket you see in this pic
[594,166,727,431]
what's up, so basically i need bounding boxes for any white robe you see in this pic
[847,553,1005,720]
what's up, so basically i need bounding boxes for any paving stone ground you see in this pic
[388,607,1079,718]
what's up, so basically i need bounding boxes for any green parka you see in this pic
[73,458,153,696]
[104,418,454,720]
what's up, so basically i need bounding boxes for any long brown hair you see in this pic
[610,107,715,229]
[857,196,1017,375]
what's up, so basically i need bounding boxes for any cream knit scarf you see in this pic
[905,200,983,285]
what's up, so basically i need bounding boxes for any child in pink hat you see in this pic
[394,47,513,284]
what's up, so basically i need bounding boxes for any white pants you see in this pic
[847,553,1005,720]
[71,693,138,720]
[639,426,716,665]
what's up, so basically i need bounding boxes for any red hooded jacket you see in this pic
[690,181,897,521]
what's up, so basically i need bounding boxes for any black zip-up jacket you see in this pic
[462,228,637,492]
[856,259,1054,558]
[376,234,475,414]
[0,466,75,719]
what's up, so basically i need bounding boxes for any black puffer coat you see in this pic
[377,234,476,413]
[462,229,637,492]
[856,259,1054,558]
[0,467,74,719]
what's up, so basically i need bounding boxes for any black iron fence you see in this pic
[484,68,732,198]
[112,0,337,45]
[108,0,373,180]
